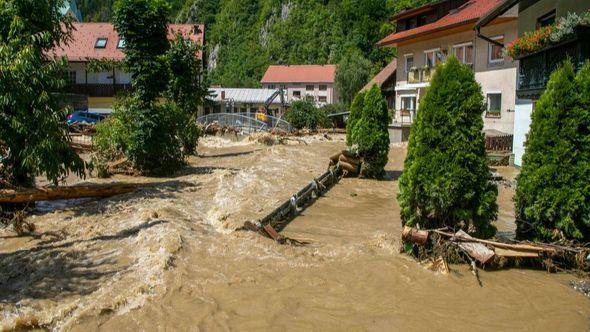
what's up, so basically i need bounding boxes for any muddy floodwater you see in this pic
[1,134,589,331]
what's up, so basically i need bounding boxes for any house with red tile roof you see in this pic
[260,65,338,106]
[50,22,204,109]
[378,0,518,137]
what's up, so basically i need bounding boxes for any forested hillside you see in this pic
[77,0,432,87]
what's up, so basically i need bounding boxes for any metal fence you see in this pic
[197,112,292,134]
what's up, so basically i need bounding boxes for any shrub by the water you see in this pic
[284,100,328,130]
[397,57,497,238]
[515,60,590,242]
[350,85,390,179]
[346,91,365,145]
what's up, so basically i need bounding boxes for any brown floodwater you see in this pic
[1,134,589,331]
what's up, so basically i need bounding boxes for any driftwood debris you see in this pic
[402,226,589,271]
[0,183,142,203]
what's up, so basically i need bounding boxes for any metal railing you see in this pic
[197,112,292,133]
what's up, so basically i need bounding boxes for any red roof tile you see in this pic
[50,22,204,62]
[261,65,337,83]
[363,59,397,91]
[378,0,503,47]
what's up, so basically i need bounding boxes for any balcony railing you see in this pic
[65,83,132,97]
[517,26,590,100]
[407,67,435,84]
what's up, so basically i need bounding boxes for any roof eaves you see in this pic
[378,19,477,47]
[474,0,520,28]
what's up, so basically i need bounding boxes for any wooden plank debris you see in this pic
[455,230,495,264]
[0,183,142,203]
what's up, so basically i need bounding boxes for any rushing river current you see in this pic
[1,135,589,331]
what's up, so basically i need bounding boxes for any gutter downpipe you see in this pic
[475,26,505,48]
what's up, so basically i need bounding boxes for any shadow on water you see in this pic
[0,220,166,303]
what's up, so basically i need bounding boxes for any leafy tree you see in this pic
[346,91,365,145]
[167,35,208,154]
[335,49,373,105]
[0,0,84,188]
[284,100,327,130]
[515,60,590,241]
[397,57,497,238]
[95,0,184,175]
[350,85,389,178]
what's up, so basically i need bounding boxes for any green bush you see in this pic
[397,57,497,238]
[515,60,590,241]
[350,85,390,179]
[284,100,327,130]
[346,91,365,145]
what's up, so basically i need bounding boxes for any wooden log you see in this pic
[0,183,142,203]
[329,151,342,163]
[402,226,429,245]
[338,160,358,174]
[433,230,557,253]
[494,247,539,258]
[338,154,360,166]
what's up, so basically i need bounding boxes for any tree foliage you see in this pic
[336,49,373,105]
[515,60,590,242]
[397,57,497,238]
[349,85,389,179]
[346,90,365,145]
[0,0,84,188]
[284,100,329,130]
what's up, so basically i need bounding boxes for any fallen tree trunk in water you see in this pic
[0,183,142,203]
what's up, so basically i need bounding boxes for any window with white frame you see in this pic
[401,96,417,111]
[453,42,474,66]
[404,54,414,73]
[293,90,301,98]
[117,39,126,49]
[319,84,327,91]
[306,84,315,91]
[488,35,504,64]
[424,49,443,68]
[318,96,327,103]
[486,93,502,117]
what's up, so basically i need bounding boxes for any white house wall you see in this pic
[513,99,534,167]
[395,20,518,134]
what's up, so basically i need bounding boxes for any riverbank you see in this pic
[1,134,589,330]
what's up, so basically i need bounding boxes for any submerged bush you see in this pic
[515,60,590,242]
[350,85,390,179]
[397,57,497,238]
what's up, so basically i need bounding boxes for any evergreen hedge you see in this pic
[349,85,390,179]
[346,91,365,145]
[515,60,590,241]
[397,57,497,238]
[284,100,328,130]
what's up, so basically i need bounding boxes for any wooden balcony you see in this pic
[65,83,132,97]
[516,26,590,100]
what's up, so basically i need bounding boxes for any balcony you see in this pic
[516,26,590,100]
[407,67,435,84]
[65,83,132,97]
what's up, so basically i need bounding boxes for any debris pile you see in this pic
[402,226,590,276]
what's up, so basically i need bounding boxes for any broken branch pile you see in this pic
[402,226,590,272]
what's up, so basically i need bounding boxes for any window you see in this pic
[117,39,125,49]
[537,10,556,28]
[401,96,416,111]
[486,93,502,117]
[306,85,315,91]
[453,42,474,66]
[64,71,76,85]
[305,95,315,102]
[319,84,327,91]
[293,91,301,98]
[404,54,414,74]
[318,96,327,103]
[268,84,275,89]
[95,38,107,48]
[424,49,443,68]
[488,35,504,64]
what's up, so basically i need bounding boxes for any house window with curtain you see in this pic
[453,42,474,67]
[488,35,504,64]
[424,49,443,68]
